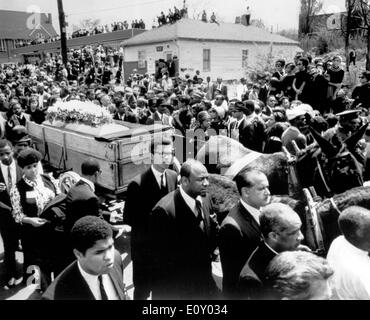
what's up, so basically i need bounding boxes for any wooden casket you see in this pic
[27,120,172,195]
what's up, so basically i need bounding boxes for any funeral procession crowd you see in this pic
[1,37,370,301]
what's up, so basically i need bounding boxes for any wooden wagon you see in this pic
[27,120,172,196]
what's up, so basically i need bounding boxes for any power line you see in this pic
[66,0,173,16]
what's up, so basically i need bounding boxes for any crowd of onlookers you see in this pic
[2,44,370,300]
[156,5,188,27]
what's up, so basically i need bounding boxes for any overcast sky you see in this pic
[0,0,346,34]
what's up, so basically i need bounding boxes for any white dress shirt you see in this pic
[0,161,17,189]
[77,262,119,300]
[179,185,203,219]
[151,166,166,188]
[240,198,261,225]
[327,236,370,300]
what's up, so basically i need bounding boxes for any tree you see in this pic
[355,0,370,70]
[250,19,267,30]
[278,29,299,41]
[299,0,323,38]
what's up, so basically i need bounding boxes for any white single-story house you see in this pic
[121,19,302,81]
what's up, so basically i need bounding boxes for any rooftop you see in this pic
[0,10,58,40]
[122,19,299,47]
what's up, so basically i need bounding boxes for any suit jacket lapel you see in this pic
[16,165,22,181]
[239,202,261,237]
[200,196,212,238]
[0,166,5,184]
[165,170,176,193]
[146,168,161,194]
[108,266,126,300]
[73,262,97,300]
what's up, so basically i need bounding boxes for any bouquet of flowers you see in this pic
[46,101,113,127]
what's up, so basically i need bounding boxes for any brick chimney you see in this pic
[47,13,52,24]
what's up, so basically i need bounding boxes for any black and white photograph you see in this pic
[0,0,369,306]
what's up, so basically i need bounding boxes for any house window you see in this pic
[0,40,6,52]
[203,49,211,72]
[138,50,146,68]
[242,49,249,68]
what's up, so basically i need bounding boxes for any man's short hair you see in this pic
[265,251,333,300]
[150,137,173,155]
[234,168,265,195]
[338,206,370,249]
[180,159,203,179]
[0,139,13,150]
[276,59,286,67]
[81,158,101,176]
[260,203,296,238]
[71,216,113,254]
[299,58,309,68]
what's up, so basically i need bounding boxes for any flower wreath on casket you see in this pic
[46,101,113,127]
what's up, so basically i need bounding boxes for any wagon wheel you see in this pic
[58,171,81,194]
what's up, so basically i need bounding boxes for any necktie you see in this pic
[195,199,205,232]
[160,173,167,197]
[7,165,12,192]
[98,275,108,300]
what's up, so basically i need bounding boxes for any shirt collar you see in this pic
[342,236,370,258]
[156,111,162,119]
[240,198,261,225]
[245,112,257,122]
[23,175,43,187]
[237,115,246,125]
[78,261,98,282]
[80,177,95,192]
[264,241,279,255]
[151,165,165,186]
[0,161,15,170]
[179,185,202,215]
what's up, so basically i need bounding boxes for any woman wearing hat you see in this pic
[10,149,60,290]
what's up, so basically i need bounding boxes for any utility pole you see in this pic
[57,0,68,66]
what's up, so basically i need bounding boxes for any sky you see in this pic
[0,0,346,35]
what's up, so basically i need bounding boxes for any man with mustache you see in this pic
[238,203,308,299]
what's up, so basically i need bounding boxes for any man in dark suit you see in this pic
[149,159,219,300]
[125,138,178,300]
[0,139,22,288]
[230,101,266,152]
[219,169,270,298]
[212,77,228,101]
[42,216,127,300]
[64,158,102,233]
[258,76,269,104]
[113,100,137,123]
[237,203,306,300]
[145,100,171,126]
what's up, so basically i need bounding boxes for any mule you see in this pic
[208,174,370,255]
[296,124,368,197]
[196,135,297,197]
